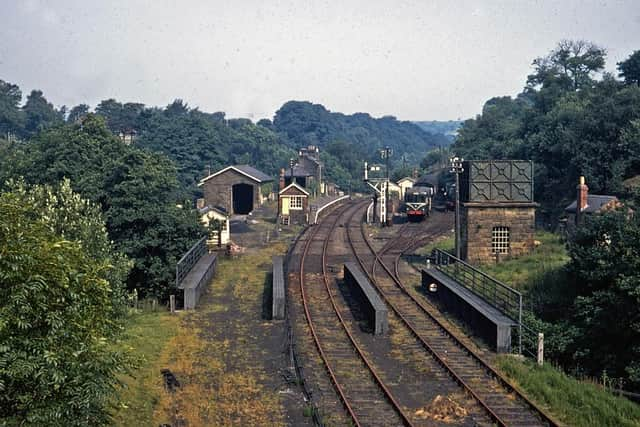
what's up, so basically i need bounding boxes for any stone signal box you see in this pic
[460,160,537,263]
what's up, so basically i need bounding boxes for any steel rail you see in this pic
[298,200,413,427]
[346,207,558,427]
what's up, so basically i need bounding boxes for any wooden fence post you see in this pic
[170,295,176,314]
[537,333,544,366]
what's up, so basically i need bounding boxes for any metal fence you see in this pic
[175,236,207,287]
[433,249,524,354]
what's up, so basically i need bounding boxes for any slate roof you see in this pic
[284,164,315,177]
[279,182,310,196]
[198,205,229,216]
[198,165,273,185]
[565,195,619,214]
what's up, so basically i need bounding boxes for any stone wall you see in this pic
[461,203,536,264]
[202,169,261,214]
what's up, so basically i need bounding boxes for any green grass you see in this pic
[477,231,569,290]
[497,356,640,427]
[415,233,455,256]
[111,310,180,426]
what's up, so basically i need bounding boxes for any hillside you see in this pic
[413,120,462,143]
[271,101,449,170]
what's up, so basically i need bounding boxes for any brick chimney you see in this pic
[412,168,419,179]
[196,198,205,210]
[576,176,588,224]
[279,168,286,191]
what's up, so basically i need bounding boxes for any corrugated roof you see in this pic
[565,195,618,213]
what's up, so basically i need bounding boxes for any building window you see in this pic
[290,196,304,210]
[492,226,510,254]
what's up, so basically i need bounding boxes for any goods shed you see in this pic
[198,165,273,215]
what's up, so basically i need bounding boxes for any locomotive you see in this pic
[404,184,434,222]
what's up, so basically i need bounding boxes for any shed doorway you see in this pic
[232,183,253,214]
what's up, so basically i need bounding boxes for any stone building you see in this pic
[564,176,620,226]
[198,165,273,215]
[285,145,324,196]
[460,160,537,263]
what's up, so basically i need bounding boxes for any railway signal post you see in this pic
[449,156,464,259]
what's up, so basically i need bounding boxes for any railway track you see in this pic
[297,200,412,426]
[347,206,559,427]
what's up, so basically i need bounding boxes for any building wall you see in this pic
[279,191,309,225]
[461,204,536,264]
[202,169,261,214]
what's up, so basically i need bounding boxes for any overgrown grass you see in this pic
[497,356,640,427]
[415,233,455,256]
[479,231,569,290]
[112,310,181,426]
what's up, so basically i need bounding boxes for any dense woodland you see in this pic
[452,42,640,392]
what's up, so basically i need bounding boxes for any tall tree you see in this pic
[0,79,24,136]
[67,103,90,123]
[22,90,62,137]
[618,50,640,85]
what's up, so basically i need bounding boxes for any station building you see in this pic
[198,165,273,215]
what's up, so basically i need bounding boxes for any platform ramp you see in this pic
[422,249,522,353]
[176,237,218,309]
[272,256,285,320]
[343,262,388,335]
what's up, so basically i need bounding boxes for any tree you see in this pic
[22,90,63,137]
[527,40,606,92]
[67,104,90,123]
[8,115,203,298]
[0,79,24,136]
[0,180,131,425]
[618,50,640,85]
[564,210,640,390]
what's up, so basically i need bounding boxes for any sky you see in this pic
[1,0,639,121]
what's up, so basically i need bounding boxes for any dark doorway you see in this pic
[232,183,253,214]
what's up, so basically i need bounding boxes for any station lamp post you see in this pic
[449,156,464,259]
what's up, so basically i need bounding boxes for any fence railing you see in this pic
[175,236,207,287]
[433,249,523,354]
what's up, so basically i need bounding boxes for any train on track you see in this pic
[403,184,434,222]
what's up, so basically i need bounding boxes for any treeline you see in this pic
[0,113,203,300]
[452,41,640,219]
[450,41,640,392]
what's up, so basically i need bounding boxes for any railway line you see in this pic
[289,198,558,426]
[346,205,558,426]
[296,200,410,426]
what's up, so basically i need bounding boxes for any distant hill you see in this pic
[272,101,449,166]
[413,120,462,143]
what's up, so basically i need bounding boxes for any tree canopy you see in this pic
[0,180,131,425]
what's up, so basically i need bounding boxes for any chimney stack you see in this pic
[196,198,205,210]
[412,168,418,179]
[576,176,588,224]
[279,168,286,191]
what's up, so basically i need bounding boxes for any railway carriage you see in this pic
[404,185,434,222]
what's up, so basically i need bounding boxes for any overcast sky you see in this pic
[1,0,639,121]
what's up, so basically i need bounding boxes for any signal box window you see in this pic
[290,196,303,210]
[492,226,510,254]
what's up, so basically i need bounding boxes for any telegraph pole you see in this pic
[449,156,464,259]
[289,158,295,186]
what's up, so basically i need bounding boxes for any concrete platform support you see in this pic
[343,262,388,335]
[421,268,514,352]
[178,253,217,309]
[272,256,285,320]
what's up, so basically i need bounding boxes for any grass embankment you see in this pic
[479,231,569,290]
[151,242,288,426]
[112,310,180,426]
[497,356,640,427]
